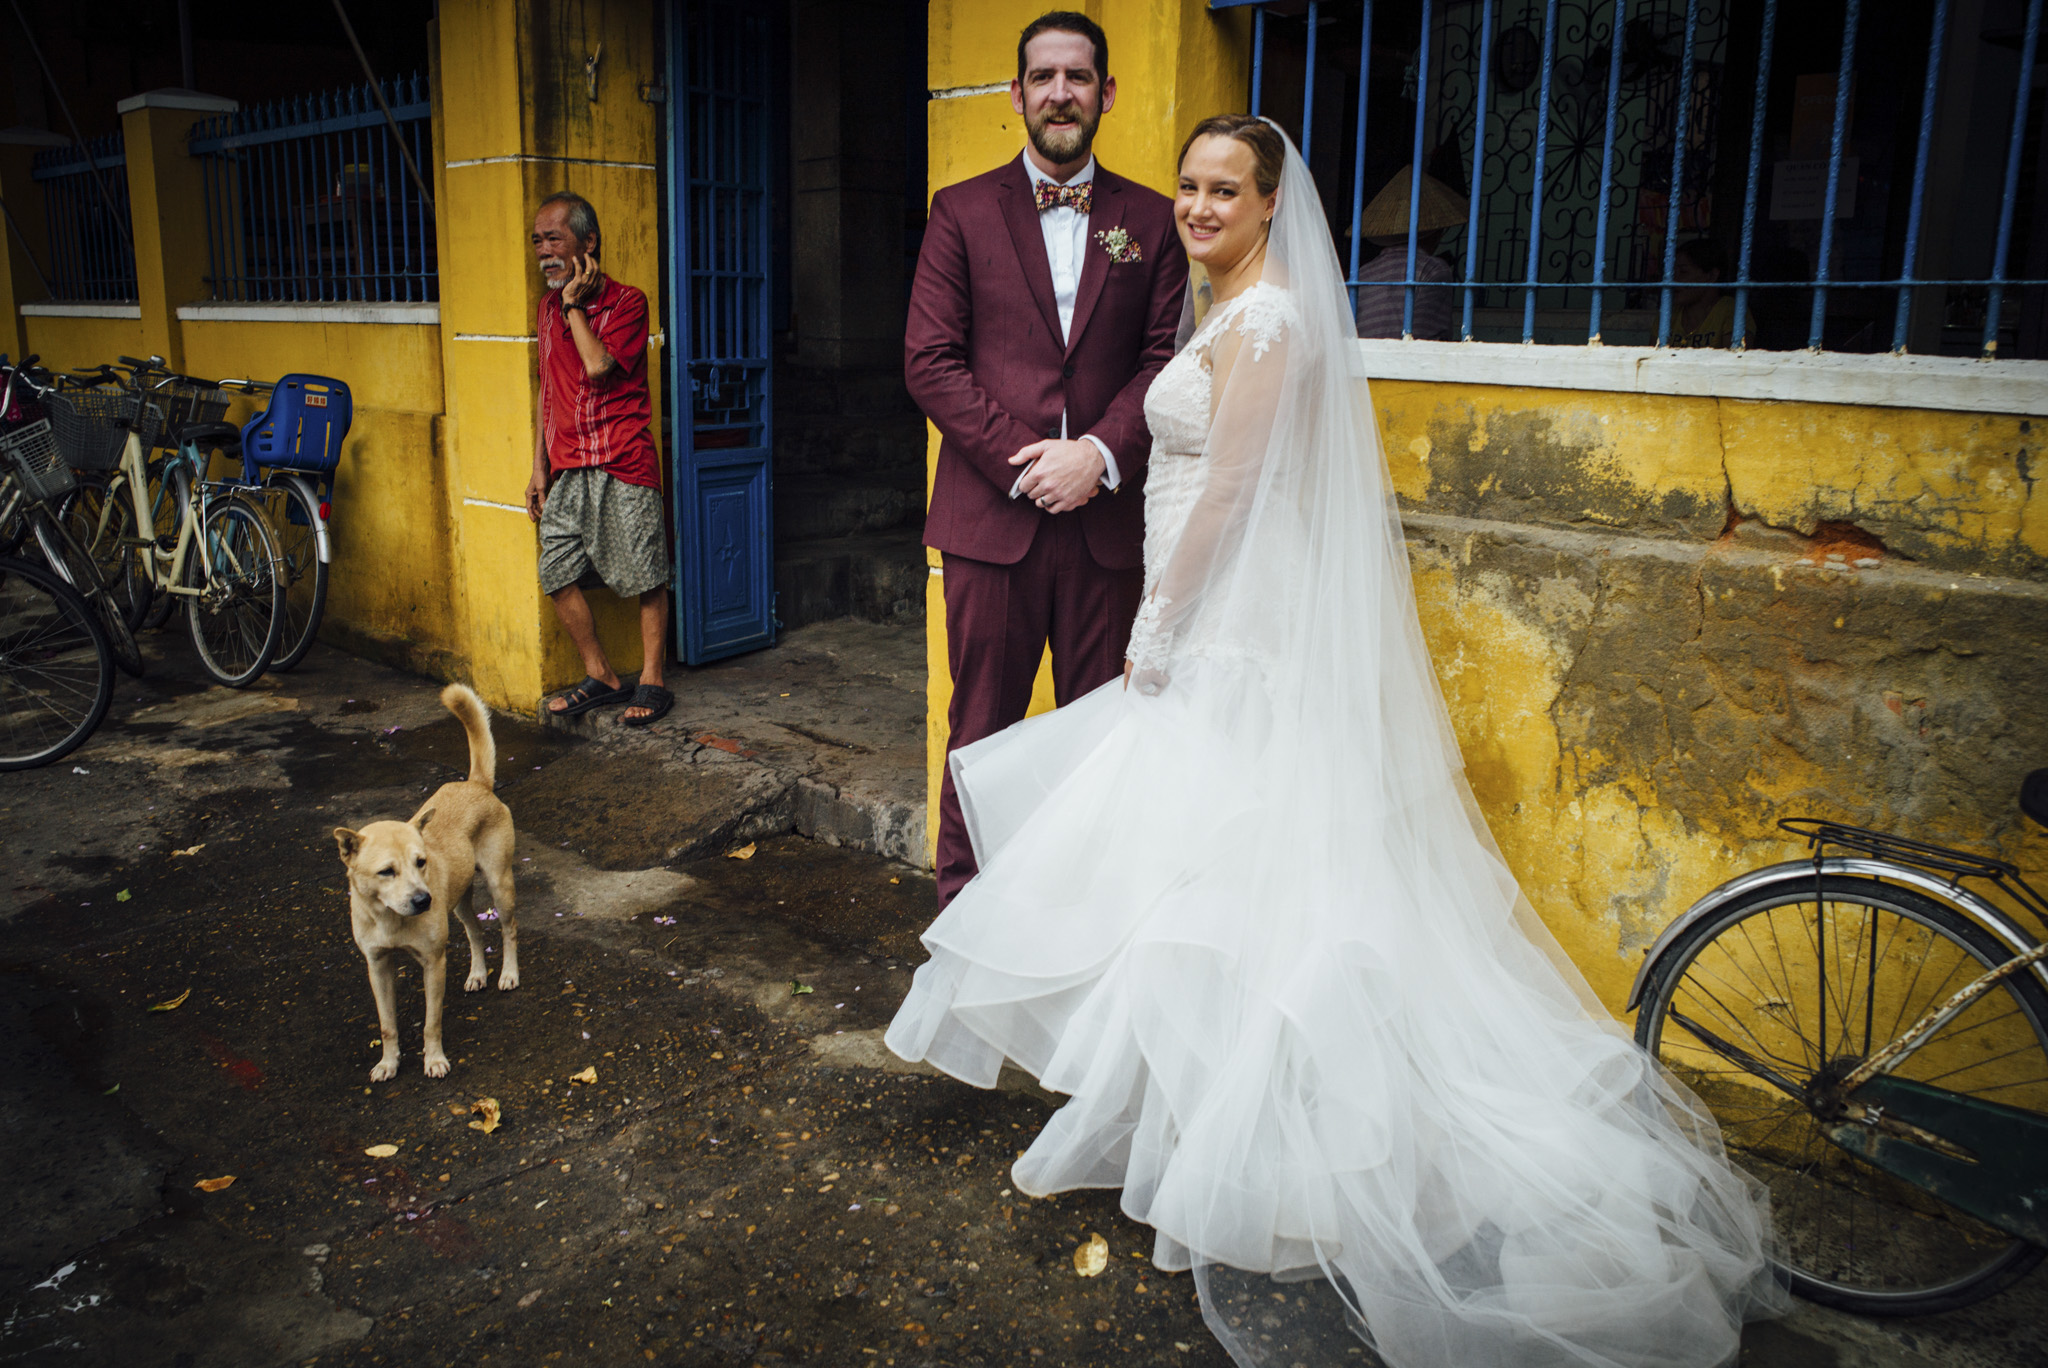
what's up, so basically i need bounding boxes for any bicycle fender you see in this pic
[1626,857,2048,1013]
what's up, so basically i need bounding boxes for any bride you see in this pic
[887,115,1783,1368]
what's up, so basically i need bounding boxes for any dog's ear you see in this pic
[334,827,361,862]
[413,807,435,834]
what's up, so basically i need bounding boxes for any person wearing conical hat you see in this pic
[1352,165,1468,340]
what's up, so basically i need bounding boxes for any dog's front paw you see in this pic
[423,1054,450,1078]
[370,1057,399,1082]
[464,968,489,992]
[497,968,520,991]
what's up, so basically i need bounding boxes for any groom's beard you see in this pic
[1027,100,1099,165]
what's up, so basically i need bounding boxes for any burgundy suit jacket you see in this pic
[908,158,1187,569]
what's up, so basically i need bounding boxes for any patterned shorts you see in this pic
[537,467,669,597]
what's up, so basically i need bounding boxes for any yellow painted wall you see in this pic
[923,0,1251,861]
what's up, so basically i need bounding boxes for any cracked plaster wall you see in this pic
[1378,380,2048,1008]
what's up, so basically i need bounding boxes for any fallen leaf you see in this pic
[468,1096,502,1133]
[570,1066,597,1085]
[195,1175,236,1192]
[172,844,205,857]
[727,843,756,860]
[789,980,814,995]
[1074,1232,1109,1277]
[103,1083,119,1095]
[364,1143,399,1158]
[889,877,900,884]
[115,889,131,902]
[147,988,191,1012]
[517,1289,544,1309]
[448,1103,469,1116]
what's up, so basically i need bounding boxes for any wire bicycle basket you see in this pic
[45,390,164,471]
[155,380,233,443]
[0,419,75,501]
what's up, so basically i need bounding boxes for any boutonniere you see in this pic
[1095,227,1142,264]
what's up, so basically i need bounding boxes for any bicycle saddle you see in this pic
[175,420,242,450]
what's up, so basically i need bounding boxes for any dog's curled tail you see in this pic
[441,683,496,786]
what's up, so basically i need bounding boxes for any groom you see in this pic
[908,10,1186,907]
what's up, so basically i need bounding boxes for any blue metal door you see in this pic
[666,0,776,664]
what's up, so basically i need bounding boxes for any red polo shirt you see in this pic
[536,276,660,489]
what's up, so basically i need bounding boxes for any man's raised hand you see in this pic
[1010,437,1106,515]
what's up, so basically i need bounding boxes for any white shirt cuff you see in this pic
[1081,434,1119,491]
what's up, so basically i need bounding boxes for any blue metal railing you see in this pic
[188,74,437,304]
[30,134,136,302]
[1222,0,2048,356]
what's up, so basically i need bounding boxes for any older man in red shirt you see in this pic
[524,191,672,725]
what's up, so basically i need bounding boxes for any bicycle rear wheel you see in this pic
[0,553,113,769]
[252,476,327,671]
[31,511,144,678]
[184,491,283,688]
[1635,874,2048,1315]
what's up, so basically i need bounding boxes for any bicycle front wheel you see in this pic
[184,492,283,688]
[0,553,113,769]
[1635,874,2048,1315]
[253,477,328,671]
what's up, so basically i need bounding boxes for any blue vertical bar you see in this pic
[1461,0,1493,340]
[1983,0,2042,354]
[1656,0,1701,346]
[1733,0,1779,349]
[1347,0,1376,314]
[1891,0,1949,351]
[1807,0,1861,349]
[1402,0,1433,338]
[1302,2,1320,163]
[1587,0,1628,342]
[1521,0,1560,341]
[1251,8,1267,117]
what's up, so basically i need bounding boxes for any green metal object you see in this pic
[1823,1075,2048,1247]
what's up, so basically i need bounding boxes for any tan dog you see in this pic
[334,683,519,1081]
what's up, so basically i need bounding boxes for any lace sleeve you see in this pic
[1123,288,1296,687]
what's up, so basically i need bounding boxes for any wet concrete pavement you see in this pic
[2,635,2043,1368]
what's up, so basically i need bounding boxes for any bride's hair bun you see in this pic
[1178,114,1286,196]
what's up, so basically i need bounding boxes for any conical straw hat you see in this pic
[1357,165,1469,236]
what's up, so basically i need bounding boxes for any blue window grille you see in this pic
[29,134,136,302]
[188,74,437,304]
[1222,0,2048,356]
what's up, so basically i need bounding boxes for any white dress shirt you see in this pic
[1015,151,1120,496]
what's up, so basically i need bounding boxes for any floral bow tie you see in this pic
[1033,180,1093,215]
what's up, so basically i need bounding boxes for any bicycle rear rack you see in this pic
[1778,817,2048,936]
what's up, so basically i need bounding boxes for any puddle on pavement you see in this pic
[668,835,935,960]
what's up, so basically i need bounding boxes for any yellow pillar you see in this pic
[117,90,239,371]
[432,0,663,715]
[921,0,1252,863]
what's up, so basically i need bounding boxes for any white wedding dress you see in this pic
[889,132,1780,1368]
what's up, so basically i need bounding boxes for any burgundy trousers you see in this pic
[937,513,1143,907]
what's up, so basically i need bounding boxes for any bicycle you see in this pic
[49,357,286,688]
[0,551,114,769]
[0,358,147,678]
[1630,800,2048,1316]
[180,372,345,673]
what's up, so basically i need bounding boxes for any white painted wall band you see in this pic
[445,154,657,170]
[929,83,1009,100]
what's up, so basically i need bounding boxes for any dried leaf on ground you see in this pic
[727,843,756,860]
[115,889,131,902]
[364,1143,400,1158]
[172,844,205,857]
[468,1096,502,1133]
[448,1103,469,1116]
[194,1175,236,1192]
[789,980,813,995]
[147,988,191,1012]
[1073,1232,1109,1277]
[570,1066,598,1085]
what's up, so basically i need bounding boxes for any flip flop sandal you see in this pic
[550,675,633,717]
[622,683,674,727]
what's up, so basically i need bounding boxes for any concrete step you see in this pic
[774,526,926,630]
[538,619,929,869]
